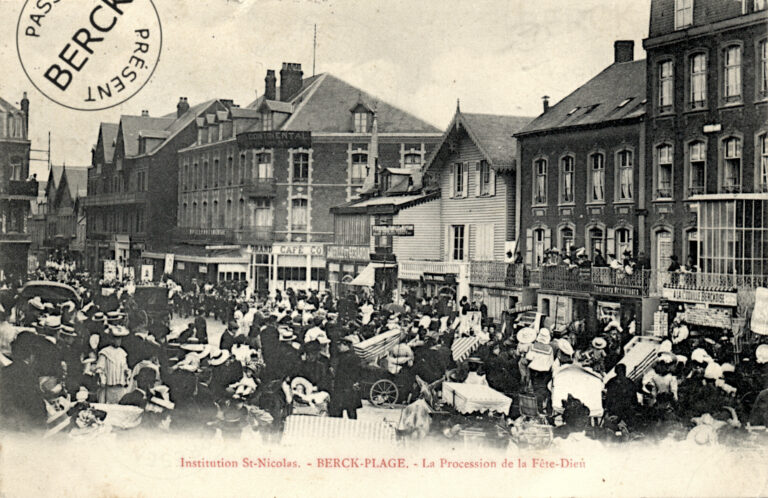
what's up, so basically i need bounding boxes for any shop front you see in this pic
[270,242,326,292]
[326,244,370,296]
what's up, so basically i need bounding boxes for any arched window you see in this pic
[656,144,673,199]
[227,155,233,185]
[588,226,605,258]
[720,136,742,192]
[403,153,422,168]
[181,203,187,226]
[202,201,209,228]
[559,226,575,253]
[616,150,633,201]
[212,200,219,227]
[687,140,706,196]
[226,199,232,227]
[238,198,245,229]
[723,45,742,103]
[689,52,707,108]
[533,158,547,204]
[614,227,633,258]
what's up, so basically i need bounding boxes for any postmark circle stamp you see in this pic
[16,0,162,111]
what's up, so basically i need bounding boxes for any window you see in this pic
[374,215,393,252]
[262,112,273,131]
[293,152,309,182]
[227,156,233,185]
[404,153,422,168]
[589,153,605,202]
[759,40,768,98]
[238,153,246,183]
[454,162,467,197]
[657,145,673,199]
[534,158,547,204]
[658,60,674,112]
[451,225,465,261]
[202,161,208,188]
[722,137,742,192]
[690,53,707,108]
[675,0,693,29]
[560,226,574,253]
[10,158,22,181]
[351,153,367,184]
[238,198,245,229]
[588,227,605,257]
[723,45,742,102]
[756,0,766,11]
[354,112,368,133]
[253,199,271,226]
[479,160,494,196]
[615,227,632,257]
[759,134,768,192]
[291,198,307,230]
[617,150,633,201]
[688,141,706,196]
[560,156,574,203]
[257,152,272,179]
[213,159,219,187]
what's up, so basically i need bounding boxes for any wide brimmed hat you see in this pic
[92,312,106,323]
[208,348,230,366]
[174,353,201,372]
[106,310,125,322]
[691,348,712,364]
[558,339,574,356]
[535,328,551,345]
[516,327,536,345]
[278,326,297,342]
[28,296,45,310]
[657,351,677,364]
[59,324,77,337]
[39,314,62,330]
[60,301,76,313]
[591,337,607,350]
[109,325,130,337]
[756,344,768,364]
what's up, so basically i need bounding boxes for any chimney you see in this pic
[141,110,149,117]
[264,69,276,101]
[614,40,635,64]
[177,97,190,117]
[542,96,550,113]
[279,62,303,102]
[20,91,29,138]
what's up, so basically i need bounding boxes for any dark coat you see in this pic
[118,388,148,408]
[331,351,363,410]
[299,356,332,392]
[0,361,47,432]
[219,330,236,352]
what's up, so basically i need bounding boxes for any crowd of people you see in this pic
[0,266,766,447]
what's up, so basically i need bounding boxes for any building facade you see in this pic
[172,63,441,293]
[0,93,37,280]
[84,99,231,279]
[516,42,649,329]
[40,165,88,264]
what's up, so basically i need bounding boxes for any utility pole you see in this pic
[313,24,317,77]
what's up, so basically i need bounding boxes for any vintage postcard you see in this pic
[1,0,767,496]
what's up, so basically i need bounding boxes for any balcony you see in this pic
[0,180,38,199]
[243,178,276,198]
[540,266,594,294]
[652,271,768,293]
[469,262,529,288]
[173,226,273,245]
[83,191,149,207]
[591,267,651,297]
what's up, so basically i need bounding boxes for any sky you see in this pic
[0,0,651,177]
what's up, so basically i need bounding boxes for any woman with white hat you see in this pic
[93,326,131,403]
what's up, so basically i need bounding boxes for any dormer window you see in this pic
[262,112,273,131]
[354,112,368,133]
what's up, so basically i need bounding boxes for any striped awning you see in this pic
[281,415,397,446]
[353,329,401,363]
[451,334,489,363]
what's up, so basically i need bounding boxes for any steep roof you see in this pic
[280,74,440,133]
[424,110,533,172]
[245,73,440,134]
[62,166,89,199]
[517,60,646,136]
[119,115,175,157]
[98,123,118,163]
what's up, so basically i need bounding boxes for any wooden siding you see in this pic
[334,213,369,246]
[438,135,509,261]
[393,198,442,261]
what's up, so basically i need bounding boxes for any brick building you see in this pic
[643,0,768,282]
[172,63,441,293]
[515,42,649,329]
[0,93,37,280]
[84,99,231,278]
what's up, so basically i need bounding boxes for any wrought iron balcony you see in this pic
[243,178,276,198]
[173,226,273,244]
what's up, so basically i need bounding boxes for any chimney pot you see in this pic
[265,69,277,101]
[614,40,635,64]
[542,96,550,113]
[176,97,190,118]
[141,109,149,117]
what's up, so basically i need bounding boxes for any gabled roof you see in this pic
[97,123,118,164]
[61,166,89,199]
[424,110,533,172]
[517,59,646,136]
[118,115,175,157]
[47,165,64,194]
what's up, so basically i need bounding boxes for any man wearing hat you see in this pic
[0,332,47,432]
[329,337,363,419]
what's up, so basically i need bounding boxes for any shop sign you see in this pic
[681,307,732,329]
[423,272,456,284]
[236,131,311,149]
[326,245,370,261]
[662,287,737,306]
[371,224,414,236]
[199,265,208,274]
[273,243,325,257]
[140,265,154,282]
[593,284,644,297]
[164,254,175,275]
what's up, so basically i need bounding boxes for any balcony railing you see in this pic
[2,180,38,198]
[83,191,149,207]
[469,261,529,287]
[173,226,272,244]
[540,266,594,294]
[243,178,276,198]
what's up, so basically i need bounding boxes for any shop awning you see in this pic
[348,262,395,287]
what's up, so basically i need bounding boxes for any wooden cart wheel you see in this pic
[369,379,399,406]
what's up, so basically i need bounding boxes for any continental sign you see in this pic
[236,131,311,149]
[661,287,737,306]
